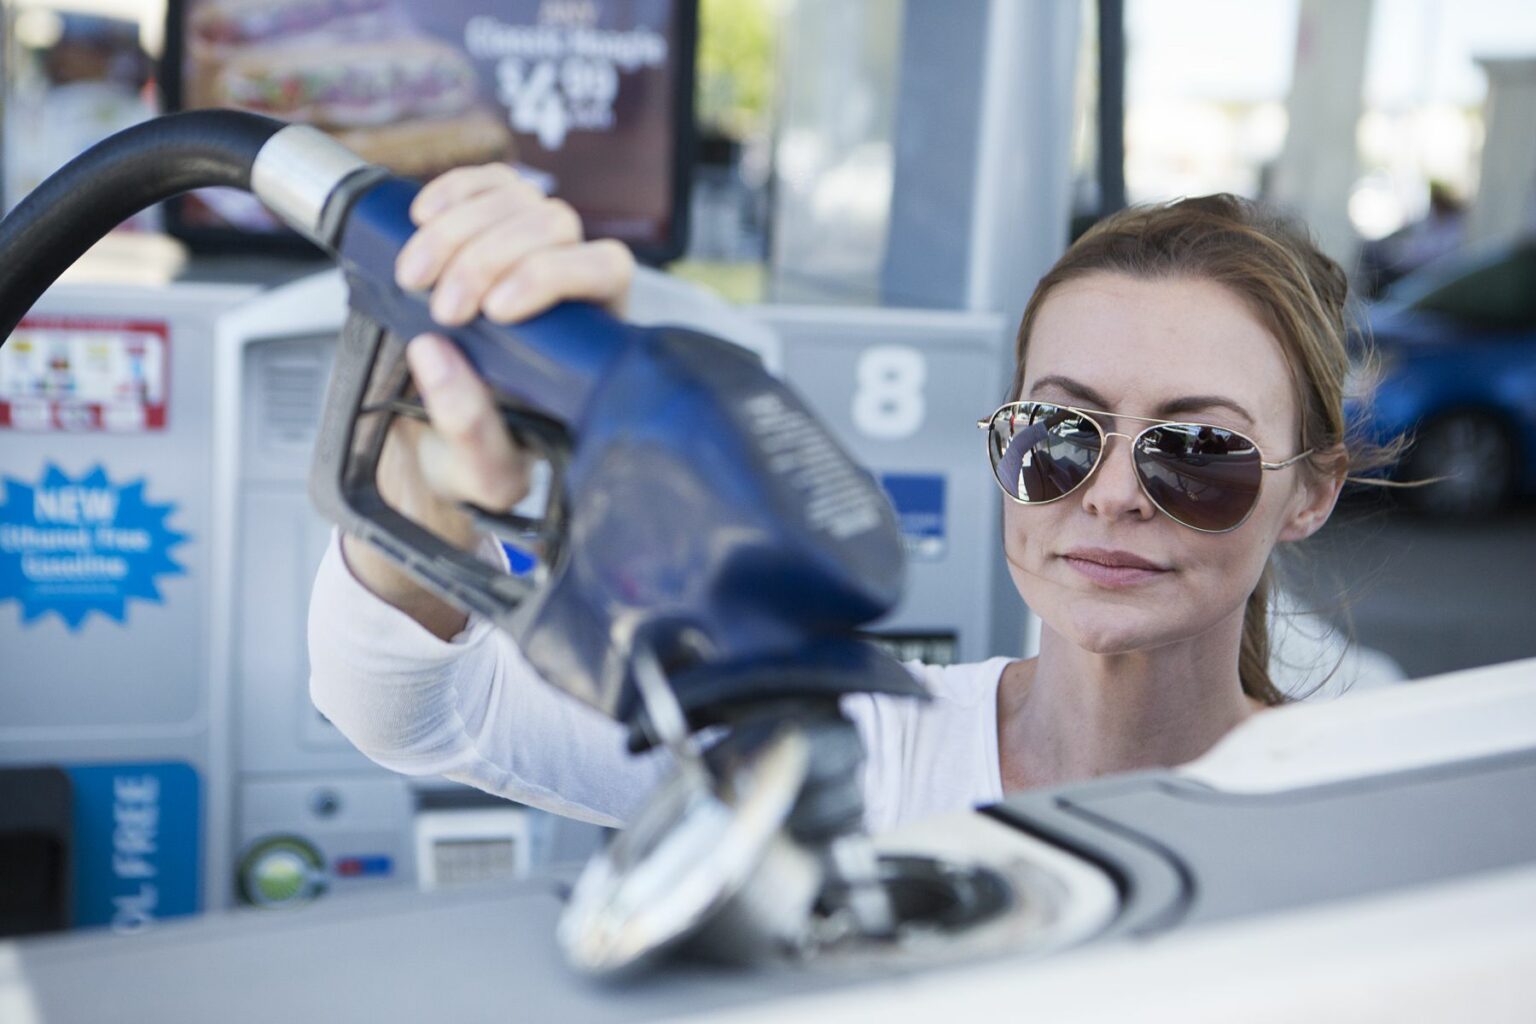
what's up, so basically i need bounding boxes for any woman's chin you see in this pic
[1040,587,1247,657]
[1045,603,1192,656]
[1058,625,1162,656]
[1016,565,1227,655]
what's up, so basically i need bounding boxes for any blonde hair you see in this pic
[1011,194,1399,705]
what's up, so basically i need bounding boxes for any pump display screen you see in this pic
[161,0,697,263]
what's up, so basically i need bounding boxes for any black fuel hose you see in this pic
[0,109,286,341]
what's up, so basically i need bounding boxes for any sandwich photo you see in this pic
[186,0,404,109]
[186,0,514,187]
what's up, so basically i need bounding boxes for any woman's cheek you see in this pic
[1175,537,1268,641]
[999,502,1045,581]
[999,502,1074,611]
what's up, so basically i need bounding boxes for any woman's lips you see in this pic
[1061,547,1171,587]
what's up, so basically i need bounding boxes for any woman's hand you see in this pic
[341,163,636,639]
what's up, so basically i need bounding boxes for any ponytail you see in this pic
[1238,562,1288,705]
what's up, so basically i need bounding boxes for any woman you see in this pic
[308,165,1357,831]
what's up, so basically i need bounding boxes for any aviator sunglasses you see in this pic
[977,401,1312,533]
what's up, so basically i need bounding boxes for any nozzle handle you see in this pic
[334,178,634,424]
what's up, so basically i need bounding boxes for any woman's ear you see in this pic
[1277,450,1346,543]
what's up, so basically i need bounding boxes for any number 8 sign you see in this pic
[852,346,927,440]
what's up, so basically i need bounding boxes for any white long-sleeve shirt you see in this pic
[307,532,1011,832]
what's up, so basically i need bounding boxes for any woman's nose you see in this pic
[1080,433,1157,522]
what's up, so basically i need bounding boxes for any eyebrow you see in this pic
[1027,374,1256,426]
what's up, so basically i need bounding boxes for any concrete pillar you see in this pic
[1269,0,1374,266]
[1466,57,1536,249]
[769,0,1080,325]
[880,0,1080,330]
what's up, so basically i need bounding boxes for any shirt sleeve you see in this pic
[307,530,668,827]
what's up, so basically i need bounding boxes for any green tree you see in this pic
[697,0,775,138]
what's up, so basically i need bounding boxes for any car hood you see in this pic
[1362,302,1466,353]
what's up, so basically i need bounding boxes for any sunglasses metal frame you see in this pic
[976,400,1313,533]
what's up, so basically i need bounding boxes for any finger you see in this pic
[404,334,527,510]
[432,199,585,326]
[416,430,531,515]
[482,239,636,323]
[396,180,544,292]
[410,163,527,224]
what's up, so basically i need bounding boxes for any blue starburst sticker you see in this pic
[0,464,189,629]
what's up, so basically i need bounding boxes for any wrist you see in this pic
[339,531,471,640]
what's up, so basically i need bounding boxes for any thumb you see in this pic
[404,333,527,510]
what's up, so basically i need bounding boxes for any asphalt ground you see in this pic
[1288,493,1536,680]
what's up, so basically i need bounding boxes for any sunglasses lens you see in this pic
[988,403,1101,502]
[1134,424,1262,531]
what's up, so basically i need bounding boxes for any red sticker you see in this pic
[0,316,170,433]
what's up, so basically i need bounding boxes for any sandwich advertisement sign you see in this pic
[169,0,693,257]
[464,11,671,152]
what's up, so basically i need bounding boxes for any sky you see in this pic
[1127,0,1536,108]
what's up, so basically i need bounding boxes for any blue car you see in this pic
[1348,239,1536,516]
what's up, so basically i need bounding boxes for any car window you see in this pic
[1408,244,1536,331]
